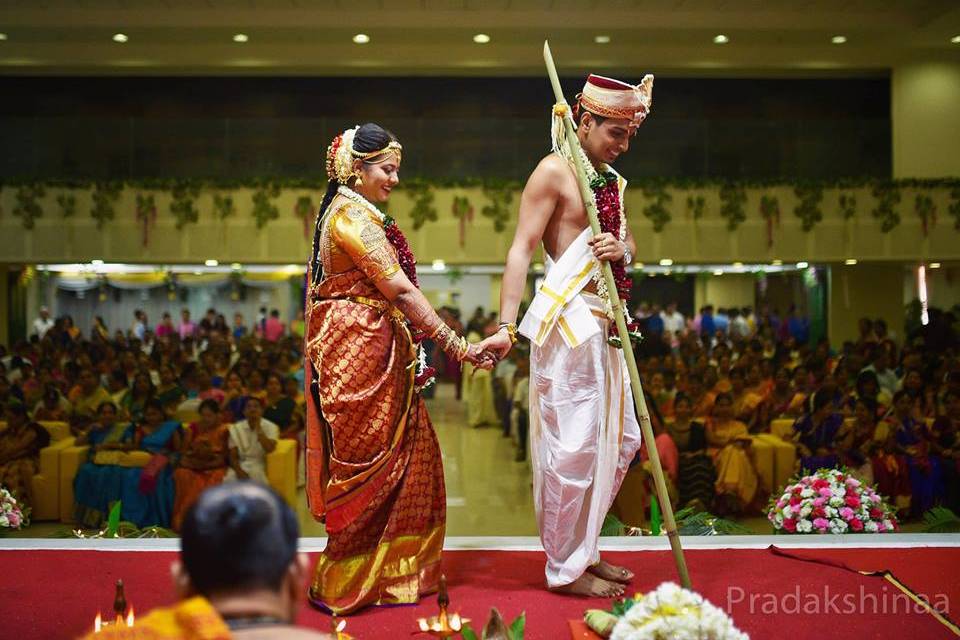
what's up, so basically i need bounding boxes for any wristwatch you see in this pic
[623,244,633,265]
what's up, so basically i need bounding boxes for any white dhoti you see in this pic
[518,229,643,588]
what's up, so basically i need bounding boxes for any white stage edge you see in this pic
[2,533,958,552]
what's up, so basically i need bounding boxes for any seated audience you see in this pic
[227,397,278,485]
[172,399,230,531]
[0,404,50,511]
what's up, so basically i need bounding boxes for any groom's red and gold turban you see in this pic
[575,73,654,132]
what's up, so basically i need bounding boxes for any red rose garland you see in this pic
[594,173,632,301]
[382,214,419,289]
[382,213,437,388]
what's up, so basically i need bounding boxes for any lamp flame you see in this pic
[126,606,135,627]
[418,619,430,632]
[94,612,102,633]
[336,619,346,632]
[450,613,462,631]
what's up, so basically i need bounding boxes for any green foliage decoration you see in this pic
[251,183,281,229]
[719,183,747,231]
[481,184,513,232]
[91,182,122,230]
[170,181,201,230]
[641,183,672,232]
[871,183,902,232]
[13,184,45,229]
[793,184,823,232]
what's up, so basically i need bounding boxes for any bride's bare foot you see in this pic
[587,558,634,584]
[549,573,625,598]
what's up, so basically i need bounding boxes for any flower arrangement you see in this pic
[767,468,898,534]
[0,486,27,531]
[585,582,748,639]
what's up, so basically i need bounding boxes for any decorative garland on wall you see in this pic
[871,183,902,232]
[481,184,513,232]
[170,182,201,230]
[641,183,673,232]
[760,193,781,248]
[404,180,438,230]
[793,185,824,232]
[719,183,747,231]
[57,193,76,219]
[251,183,280,229]
[13,185,45,229]
[686,194,706,221]
[3,177,959,240]
[950,188,960,231]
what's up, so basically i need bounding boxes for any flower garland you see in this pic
[335,185,435,391]
[568,145,631,302]
[584,582,748,639]
[558,144,641,347]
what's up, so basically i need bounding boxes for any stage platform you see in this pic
[2,535,959,639]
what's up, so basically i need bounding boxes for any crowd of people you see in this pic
[1,305,305,530]
[628,301,960,521]
[1,297,958,531]
[462,299,960,523]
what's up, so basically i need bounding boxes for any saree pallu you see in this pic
[305,268,445,615]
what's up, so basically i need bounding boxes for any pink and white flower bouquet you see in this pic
[0,486,26,531]
[768,468,898,534]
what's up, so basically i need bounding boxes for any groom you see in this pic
[482,73,653,598]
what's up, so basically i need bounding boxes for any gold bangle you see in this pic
[498,322,518,345]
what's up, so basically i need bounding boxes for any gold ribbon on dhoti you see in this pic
[518,227,601,348]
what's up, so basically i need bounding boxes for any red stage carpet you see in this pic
[2,543,959,638]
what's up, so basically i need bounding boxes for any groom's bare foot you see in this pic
[549,573,625,598]
[587,558,634,584]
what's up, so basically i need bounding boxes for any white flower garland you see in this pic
[610,582,749,640]
[552,116,627,319]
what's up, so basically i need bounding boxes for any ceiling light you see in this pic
[929,262,941,269]
[233,33,249,43]
[713,269,724,276]
[91,259,105,267]
[771,259,783,266]
[831,35,847,44]
[473,33,491,44]
[204,259,219,267]
[796,261,809,269]
[952,35,960,44]
[113,33,128,43]
[230,262,242,270]
[844,258,858,265]
[193,270,203,276]
[352,33,370,44]
[713,34,729,45]
[594,35,611,44]
[733,261,744,268]
[0,33,7,41]
[633,262,644,269]
[432,259,446,271]
[659,258,673,266]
